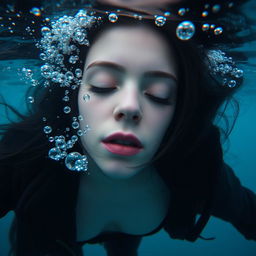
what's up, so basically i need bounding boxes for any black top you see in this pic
[77,203,168,245]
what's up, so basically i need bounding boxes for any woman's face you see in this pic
[78,25,178,179]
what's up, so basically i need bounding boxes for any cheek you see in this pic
[147,106,175,130]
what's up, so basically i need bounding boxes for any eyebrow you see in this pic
[85,61,177,83]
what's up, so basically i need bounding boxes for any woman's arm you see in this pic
[211,163,256,240]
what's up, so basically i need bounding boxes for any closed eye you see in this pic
[145,93,172,105]
[88,85,116,93]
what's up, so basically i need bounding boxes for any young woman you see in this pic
[0,0,255,255]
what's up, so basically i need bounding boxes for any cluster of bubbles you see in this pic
[37,10,97,90]
[43,118,90,171]
[206,50,244,88]
[34,10,98,172]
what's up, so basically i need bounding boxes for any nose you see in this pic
[113,83,142,123]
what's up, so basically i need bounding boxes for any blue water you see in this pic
[1,2,256,256]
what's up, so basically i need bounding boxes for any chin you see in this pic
[102,165,140,179]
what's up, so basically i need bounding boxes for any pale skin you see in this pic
[78,26,178,189]
[76,26,178,242]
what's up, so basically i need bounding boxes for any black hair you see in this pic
[0,0,255,253]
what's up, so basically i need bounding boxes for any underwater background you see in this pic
[0,0,256,255]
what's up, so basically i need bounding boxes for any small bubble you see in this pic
[202,23,210,31]
[31,79,39,87]
[67,140,74,149]
[69,55,78,64]
[30,7,41,16]
[214,27,223,35]
[164,11,171,17]
[65,71,74,81]
[77,130,83,136]
[232,68,243,78]
[49,136,54,142]
[48,147,62,161]
[56,54,64,64]
[71,135,78,142]
[154,16,166,27]
[44,126,52,134]
[42,117,47,122]
[83,94,90,102]
[176,21,195,40]
[108,13,118,23]
[228,80,237,88]
[55,137,66,150]
[41,64,53,79]
[73,117,77,122]
[65,152,88,172]
[64,106,71,114]
[178,8,186,16]
[210,24,216,29]
[202,11,208,17]
[72,121,80,129]
[28,96,34,103]
[78,115,83,121]
[63,95,69,102]
[41,26,50,36]
[75,68,82,78]
[44,80,50,87]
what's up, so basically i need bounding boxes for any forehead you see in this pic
[84,26,177,74]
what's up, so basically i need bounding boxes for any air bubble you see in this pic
[55,137,66,150]
[49,137,54,142]
[77,130,83,136]
[214,27,223,35]
[71,135,78,142]
[78,115,83,121]
[108,13,118,23]
[83,94,90,102]
[28,96,34,103]
[232,68,243,78]
[44,126,52,134]
[63,96,69,102]
[178,8,186,16]
[75,68,82,78]
[65,152,88,171]
[176,21,195,40]
[65,71,74,81]
[30,7,41,16]
[228,80,237,88]
[202,23,210,31]
[41,26,51,36]
[69,55,78,64]
[64,106,71,114]
[155,16,166,27]
[41,64,53,79]
[48,147,62,160]
[72,121,80,129]
[202,11,208,17]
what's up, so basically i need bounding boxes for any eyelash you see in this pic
[89,85,171,105]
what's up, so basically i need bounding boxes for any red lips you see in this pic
[102,132,143,156]
[103,132,143,147]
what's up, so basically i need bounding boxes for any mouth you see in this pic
[102,132,143,156]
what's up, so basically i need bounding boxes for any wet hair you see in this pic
[0,1,255,251]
